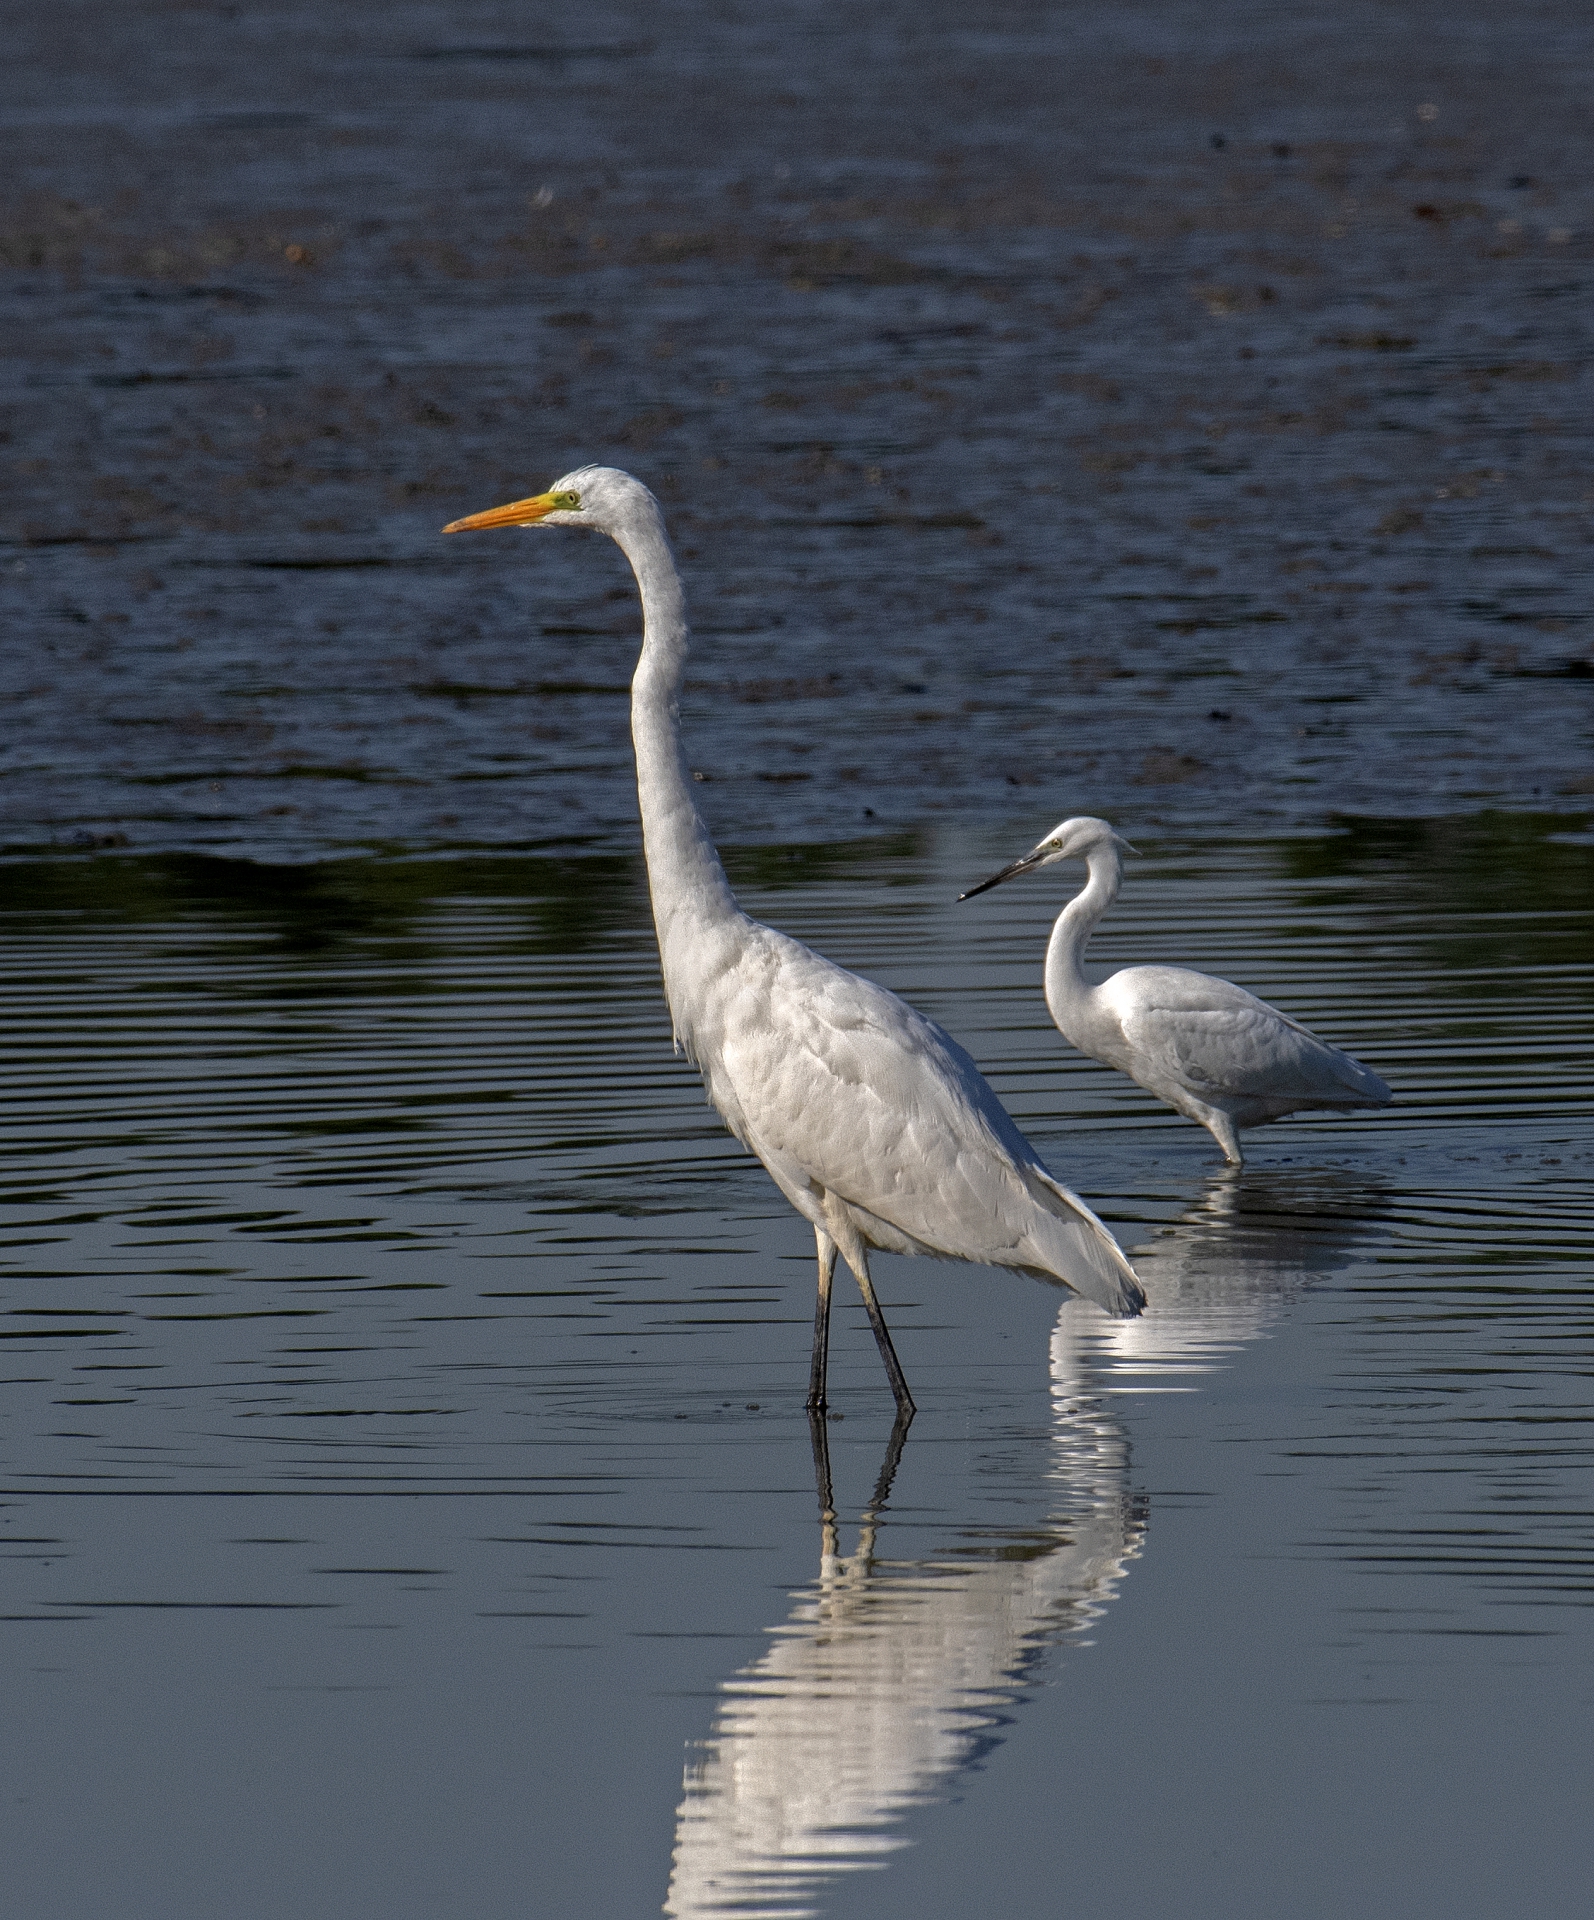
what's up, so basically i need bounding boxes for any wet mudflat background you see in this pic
[1,819,1591,1918]
[2,0,1592,853]
[3,4,1594,1917]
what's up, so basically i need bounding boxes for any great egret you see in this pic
[443,469,1143,1414]
[961,815,1392,1164]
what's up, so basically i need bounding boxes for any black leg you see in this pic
[805,1231,836,1412]
[852,1256,917,1417]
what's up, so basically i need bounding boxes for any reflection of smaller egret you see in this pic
[960,815,1392,1163]
[1057,1165,1392,1397]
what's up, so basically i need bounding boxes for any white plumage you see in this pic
[444,469,1142,1413]
[961,815,1392,1164]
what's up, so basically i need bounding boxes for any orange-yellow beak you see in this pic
[442,491,563,534]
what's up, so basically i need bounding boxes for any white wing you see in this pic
[699,927,1142,1314]
[1110,965,1390,1107]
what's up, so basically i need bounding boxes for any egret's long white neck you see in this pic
[1043,844,1122,1028]
[608,499,746,1042]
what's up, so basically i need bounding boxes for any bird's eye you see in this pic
[550,490,582,511]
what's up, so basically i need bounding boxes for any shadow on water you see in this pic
[722,832,928,897]
[662,1170,1387,1917]
[0,830,939,955]
[0,848,651,956]
[1284,814,1594,972]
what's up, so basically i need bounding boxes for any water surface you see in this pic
[2,816,1590,1917]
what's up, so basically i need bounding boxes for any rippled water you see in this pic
[2,817,1590,1917]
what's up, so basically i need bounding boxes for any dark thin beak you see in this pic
[957,847,1048,901]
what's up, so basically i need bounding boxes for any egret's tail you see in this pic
[1301,1048,1393,1111]
[1335,1055,1393,1107]
[1021,1168,1146,1317]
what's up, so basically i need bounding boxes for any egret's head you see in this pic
[959,816,1133,901]
[442,465,654,537]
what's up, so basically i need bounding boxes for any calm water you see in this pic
[2,817,1590,1918]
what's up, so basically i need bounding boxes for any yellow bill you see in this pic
[442,488,581,534]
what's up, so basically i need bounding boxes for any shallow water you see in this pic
[2,817,1590,1918]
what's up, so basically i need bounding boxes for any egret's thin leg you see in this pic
[849,1252,917,1417]
[806,1229,837,1413]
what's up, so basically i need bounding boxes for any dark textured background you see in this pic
[2,0,1591,857]
[3,16,1594,1919]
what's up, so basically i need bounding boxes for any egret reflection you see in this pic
[663,1169,1386,1917]
[1068,1167,1388,1396]
[663,1389,1138,1920]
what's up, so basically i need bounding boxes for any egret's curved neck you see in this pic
[609,504,744,1023]
[1043,845,1122,1027]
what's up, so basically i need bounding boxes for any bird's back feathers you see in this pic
[691,923,1143,1315]
[1104,965,1391,1110]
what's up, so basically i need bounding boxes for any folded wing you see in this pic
[1116,968,1390,1108]
[711,931,1143,1315]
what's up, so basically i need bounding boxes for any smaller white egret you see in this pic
[960,816,1392,1164]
